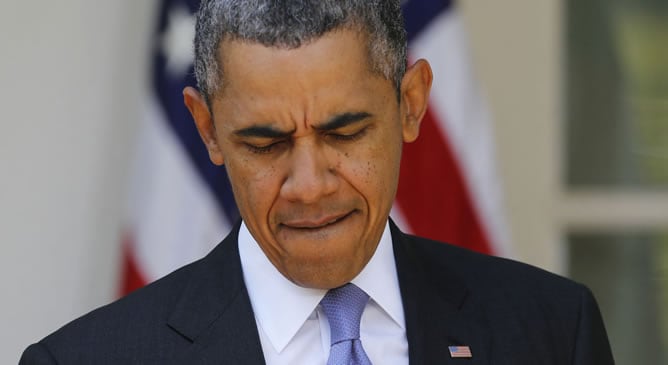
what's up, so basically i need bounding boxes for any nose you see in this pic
[280,140,339,203]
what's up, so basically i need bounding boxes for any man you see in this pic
[21,1,614,364]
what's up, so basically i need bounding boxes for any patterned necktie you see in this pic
[320,283,373,365]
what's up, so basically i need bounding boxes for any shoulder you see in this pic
[22,256,204,363]
[402,232,584,297]
[399,233,614,363]
[397,231,599,334]
[21,223,247,364]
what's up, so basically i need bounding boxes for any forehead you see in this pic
[213,29,394,124]
[219,29,371,87]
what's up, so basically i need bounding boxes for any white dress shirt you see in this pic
[238,221,409,365]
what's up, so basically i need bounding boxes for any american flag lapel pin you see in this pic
[449,345,472,358]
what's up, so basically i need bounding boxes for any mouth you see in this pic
[280,211,354,230]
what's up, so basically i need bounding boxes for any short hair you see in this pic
[193,0,407,102]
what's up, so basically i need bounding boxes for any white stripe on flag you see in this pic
[408,10,511,256]
[125,95,230,281]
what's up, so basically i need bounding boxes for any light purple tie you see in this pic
[320,283,373,365]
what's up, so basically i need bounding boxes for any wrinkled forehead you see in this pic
[214,26,375,90]
[217,28,378,92]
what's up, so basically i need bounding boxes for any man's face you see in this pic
[186,29,431,289]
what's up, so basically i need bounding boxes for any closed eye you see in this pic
[328,127,368,142]
[244,140,286,154]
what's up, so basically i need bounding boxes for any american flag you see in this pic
[120,0,509,293]
[449,345,473,358]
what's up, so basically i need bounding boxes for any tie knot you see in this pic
[320,283,370,345]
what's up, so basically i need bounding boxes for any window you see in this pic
[565,0,668,363]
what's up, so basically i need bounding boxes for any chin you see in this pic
[286,261,361,289]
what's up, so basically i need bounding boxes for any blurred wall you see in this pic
[0,1,158,361]
[460,2,563,271]
[0,1,561,362]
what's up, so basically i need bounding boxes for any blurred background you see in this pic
[1,1,666,363]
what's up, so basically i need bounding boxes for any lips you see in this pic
[280,211,353,229]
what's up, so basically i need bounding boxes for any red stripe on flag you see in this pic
[119,234,148,296]
[397,107,493,254]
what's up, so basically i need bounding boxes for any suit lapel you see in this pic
[167,221,266,364]
[391,221,491,365]
[163,219,491,364]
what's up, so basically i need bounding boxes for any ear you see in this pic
[183,87,225,165]
[399,59,433,143]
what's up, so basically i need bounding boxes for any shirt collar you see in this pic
[238,220,403,353]
[351,223,405,330]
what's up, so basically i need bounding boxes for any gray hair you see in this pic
[193,0,407,101]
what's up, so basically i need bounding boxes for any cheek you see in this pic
[227,157,281,213]
[340,139,400,204]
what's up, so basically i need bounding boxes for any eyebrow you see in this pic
[233,125,295,138]
[232,112,372,138]
[314,112,372,132]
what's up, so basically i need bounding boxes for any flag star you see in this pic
[161,4,195,78]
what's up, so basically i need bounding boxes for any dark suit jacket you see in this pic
[20,221,614,364]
